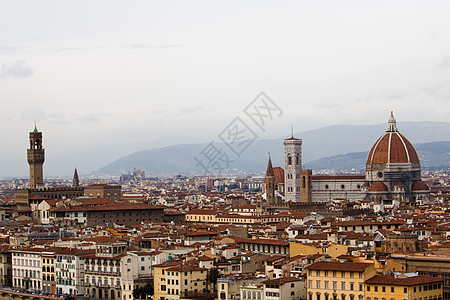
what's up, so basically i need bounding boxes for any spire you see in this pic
[266,153,274,177]
[386,110,398,132]
[73,168,80,188]
[33,121,38,133]
[291,125,294,138]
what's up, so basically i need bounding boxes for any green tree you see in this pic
[133,283,154,300]
[206,267,220,292]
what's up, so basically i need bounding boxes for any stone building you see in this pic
[382,233,423,254]
[15,126,124,221]
[264,112,430,204]
[0,245,12,287]
[49,202,164,227]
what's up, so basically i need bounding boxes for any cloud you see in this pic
[0,45,23,53]
[54,47,84,53]
[75,113,109,123]
[0,60,34,79]
[20,107,47,122]
[437,55,450,70]
[123,43,181,50]
[181,106,202,114]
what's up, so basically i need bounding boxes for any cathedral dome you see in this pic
[366,112,420,165]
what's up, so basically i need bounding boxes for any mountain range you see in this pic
[94,121,450,176]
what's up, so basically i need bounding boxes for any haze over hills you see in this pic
[305,141,450,171]
[94,121,450,176]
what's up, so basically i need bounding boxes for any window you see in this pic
[309,280,313,288]
[359,283,363,291]
[391,287,395,293]
[367,286,370,292]
[333,271,337,277]
[350,283,354,291]
[325,271,329,277]
[341,272,345,278]
[374,286,378,292]
[404,288,407,293]
[341,282,345,290]
[382,287,386,293]
[317,281,321,289]
[325,281,329,289]
[333,282,337,290]
[350,272,354,278]
[317,271,321,276]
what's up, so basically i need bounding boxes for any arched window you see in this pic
[288,155,292,166]
[296,155,299,165]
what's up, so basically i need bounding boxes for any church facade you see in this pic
[264,112,430,205]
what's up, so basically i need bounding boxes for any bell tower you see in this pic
[265,155,276,206]
[27,124,45,189]
[284,135,302,202]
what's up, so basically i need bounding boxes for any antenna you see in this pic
[291,125,294,138]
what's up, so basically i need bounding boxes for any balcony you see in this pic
[84,270,120,276]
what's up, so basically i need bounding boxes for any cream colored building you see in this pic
[306,261,376,300]
[153,263,209,300]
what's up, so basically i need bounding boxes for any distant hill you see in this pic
[93,121,450,175]
[305,141,450,171]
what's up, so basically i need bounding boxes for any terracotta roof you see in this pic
[184,231,219,237]
[49,202,163,212]
[365,274,443,286]
[412,180,429,191]
[307,261,373,272]
[166,265,207,272]
[197,255,214,261]
[368,181,388,192]
[263,277,301,285]
[186,209,217,215]
[273,167,285,184]
[233,237,289,246]
[367,131,419,165]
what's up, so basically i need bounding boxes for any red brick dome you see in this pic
[412,180,429,191]
[366,112,420,165]
[368,181,388,192]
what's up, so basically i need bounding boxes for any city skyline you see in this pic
[1,1,450,177]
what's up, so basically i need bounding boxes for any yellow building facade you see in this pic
[306,262,376,300]
[365,274,443,300]
[290,242,348,259]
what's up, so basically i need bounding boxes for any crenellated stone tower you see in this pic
[27,124,45,189]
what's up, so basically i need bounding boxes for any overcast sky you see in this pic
[1,1,450,178]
